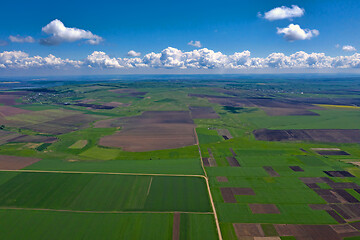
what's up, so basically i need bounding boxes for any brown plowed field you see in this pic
[249,204,280,214]
[99,111,196,152]
[0,155,41,170]
[189,106,219,119]
[253,129,360,143]
[274,224,345,240]
[0,106,31,116]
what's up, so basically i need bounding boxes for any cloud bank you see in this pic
[2,47,360,71]
[277,24,319,41]
[261,5,304,21]
[40,19,103,45]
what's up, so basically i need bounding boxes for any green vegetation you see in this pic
[0,78,359,239]
[0,172,211,212]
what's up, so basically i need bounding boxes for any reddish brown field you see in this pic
[189,106,219,119]
[274,224,351,240]
[263,166,280,177]
[99,111,196,152]
[261,107,319,116]
[216,176,228,182]
[172,213,180,240]
[0,92,26,105]
[249,204,280,214]
[226,156,240,167]
[220,187,255,203]
[233,223,265,238]
[0,155,41,170]
[0,106,31,117]
[253,129,360,143]
[289,166,304,172]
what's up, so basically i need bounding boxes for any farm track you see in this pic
[0,207,213,215]
[194,128,223,240]
[0,169,205,178]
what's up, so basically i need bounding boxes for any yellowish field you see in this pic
[69,140,88,149]
[316,104,360,109]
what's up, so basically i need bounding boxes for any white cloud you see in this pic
[262,5,304,21]
[342,45,357,52]
[40,19,103,45]
[0,51,81,69]
[277,24,319,41]
[188,40,202,48]
[3,48,360,71]
[127,50,141,57]
[9,35,35,43]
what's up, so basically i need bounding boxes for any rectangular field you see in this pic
[99,111,196,151]
[0,209,173,240]
[0,172,211,212]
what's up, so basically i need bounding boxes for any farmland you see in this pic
[0,76,359,239]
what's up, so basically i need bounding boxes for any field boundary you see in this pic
[0,207,214,215]
[194,128,223,240]
[0,169,205,178]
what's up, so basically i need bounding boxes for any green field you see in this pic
[0,78,359,239]
[0,172,211,212]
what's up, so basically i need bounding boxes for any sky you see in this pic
[1,0,360,75]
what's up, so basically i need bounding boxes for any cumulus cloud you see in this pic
[261,5,304,21]
[40,19,103,46]
[9,35,35,43]
[3,48,360,71]
[342,45,357,52]
[188,40,202,48]
[0,51,81,69]
[127,50,141,57]
[277,24,319,41]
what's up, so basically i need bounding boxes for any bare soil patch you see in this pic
[326,210,346,223]
[249,204,280,214]
[324,171,354,178]
[172,212,180,240]
[316,150,350,156]
[207,148,217,167]
[263,166,280,177]
[99,111,196,151]
[189,106,219,119]
[220,188,237,203]
[217,129,233,140]
[220,187,255,203]
[202,157,210,167]
[289,166,304,172]
[229,148,237,156]
[233,223,264,238]
[0,95,21,105]
[261,107,319,116]
[216,176,228,182]
[226,157,240,167]
[231,187,255,196]
[0,106,31,117]
[253,129,360,143]
[274,224,342,240]
[0,155,41,170]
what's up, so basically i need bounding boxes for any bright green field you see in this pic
[0,172,211,212]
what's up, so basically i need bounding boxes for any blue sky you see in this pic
[1,0,360,75]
